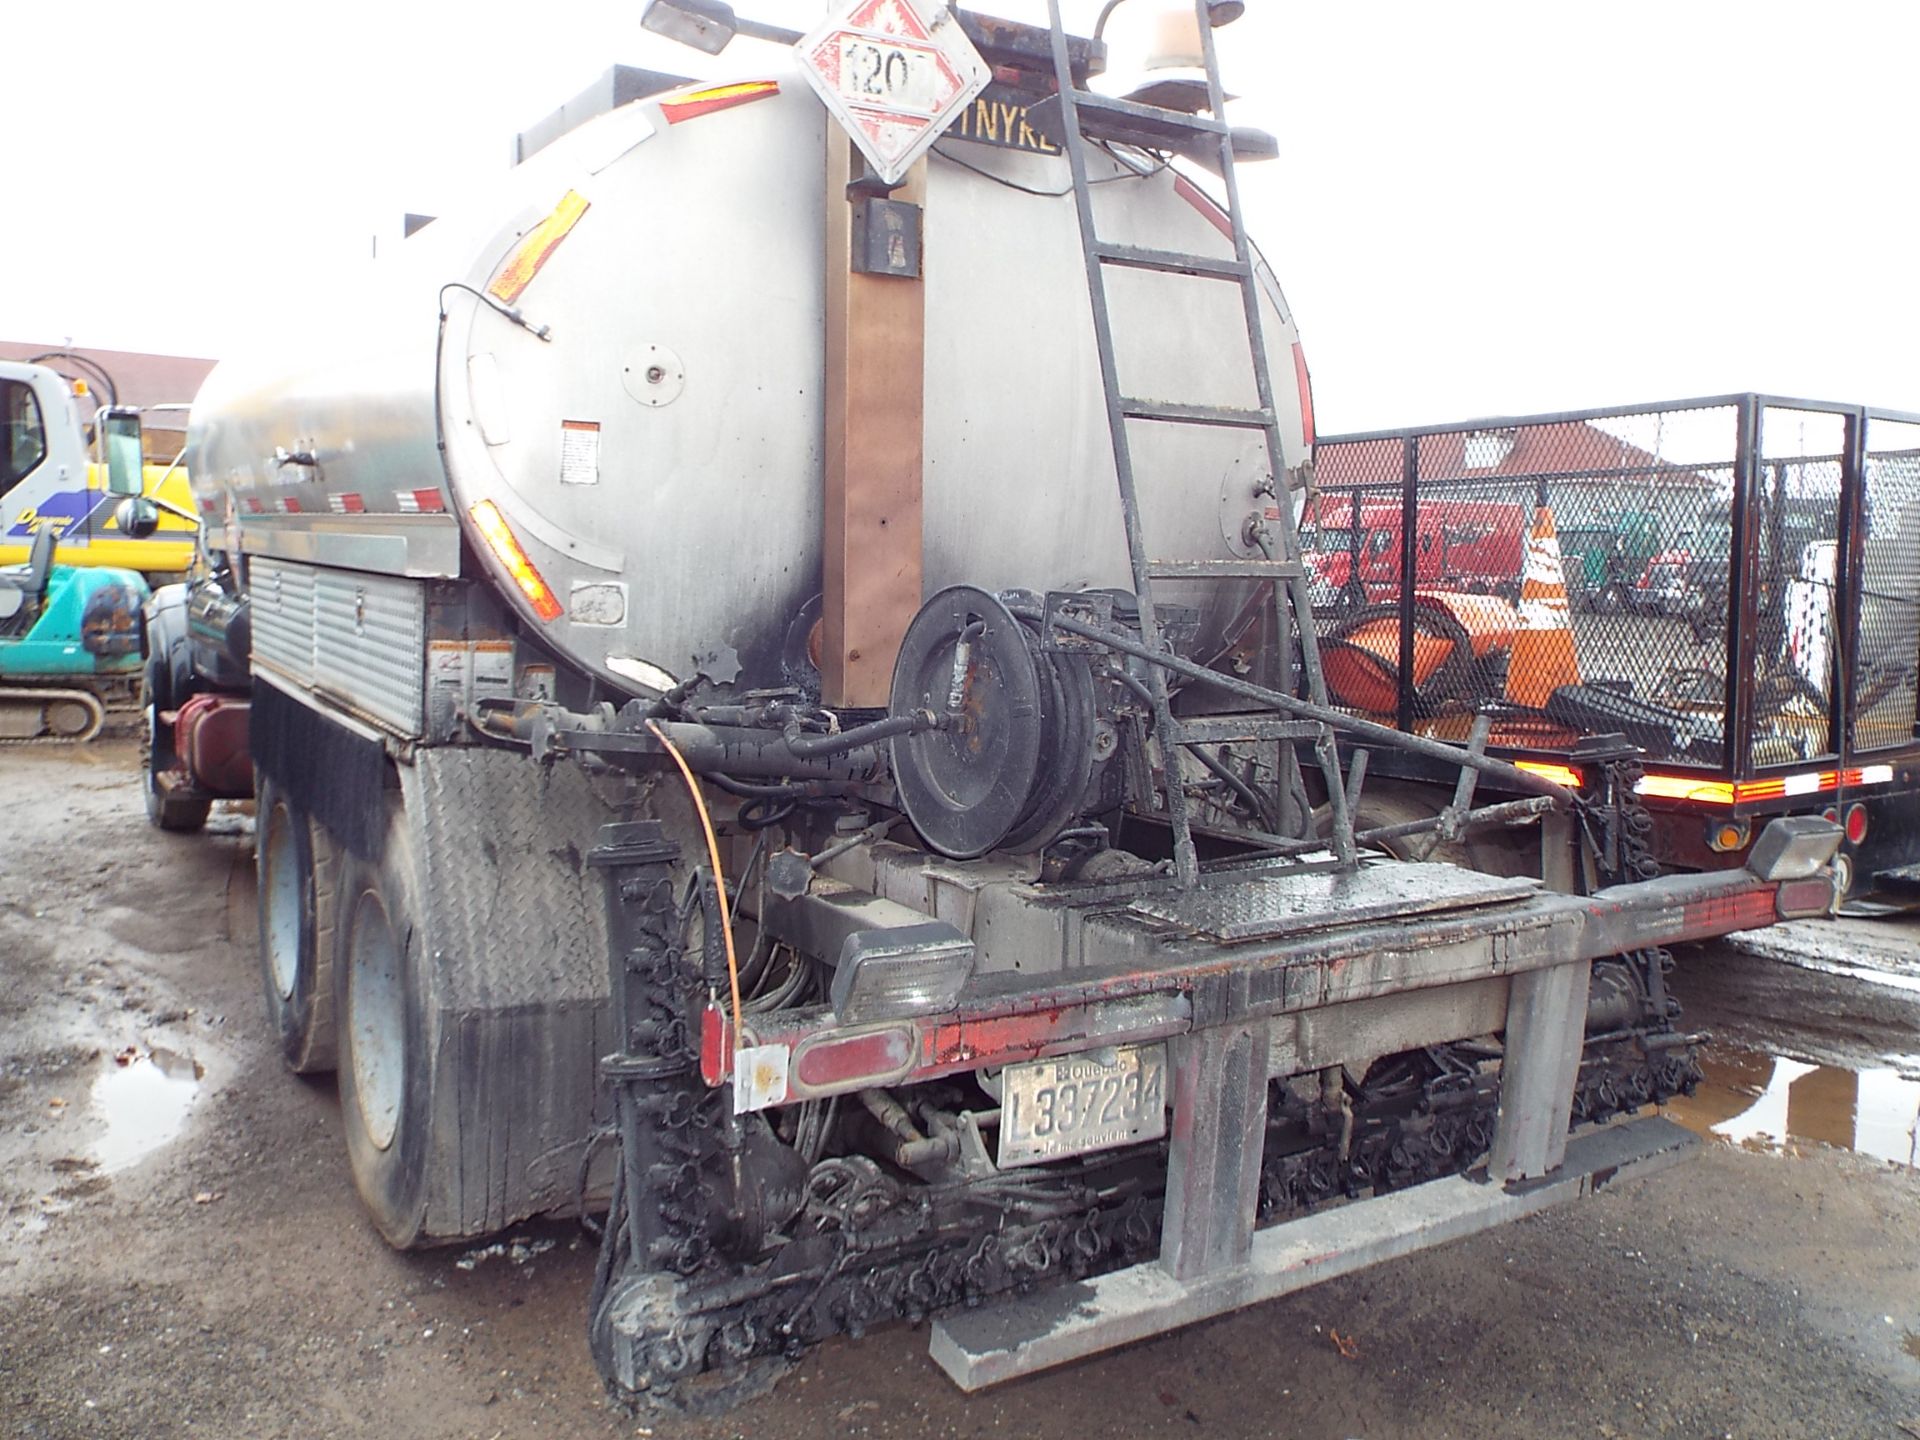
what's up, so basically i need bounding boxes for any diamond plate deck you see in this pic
[1127,861,1537,942]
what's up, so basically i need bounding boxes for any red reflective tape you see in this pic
[412,488,445,512]
[1681,888,1777,937]
[1173,174,1233,240]
[1292,342,1315,448]
[489,190,589,305]
[660,80,780,124]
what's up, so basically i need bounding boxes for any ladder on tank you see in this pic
[1043,0,1355,886]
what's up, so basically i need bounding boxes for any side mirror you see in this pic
[116,496,161,539]
[100,408,146,496]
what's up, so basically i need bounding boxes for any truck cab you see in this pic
[0,361,198,579]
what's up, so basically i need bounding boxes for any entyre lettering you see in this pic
[949,85,1060,156]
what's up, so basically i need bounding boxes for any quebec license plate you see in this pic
[998,1044,1168,1168]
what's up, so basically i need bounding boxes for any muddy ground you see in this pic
[2,741,1917,1440]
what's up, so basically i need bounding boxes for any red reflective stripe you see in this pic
[1681,888,1777,937]
[1292,341,1315,448]
[1172,174,1233,240]
[660,80,780,124]
[412,488,446,512]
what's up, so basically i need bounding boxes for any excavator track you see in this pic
[0,688,117,745]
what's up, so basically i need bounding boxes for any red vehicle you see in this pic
[1302,493,1527,610]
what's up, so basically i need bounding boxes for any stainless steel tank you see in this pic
[189,60,1308,694]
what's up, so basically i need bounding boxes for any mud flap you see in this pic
[399,747,619,1238]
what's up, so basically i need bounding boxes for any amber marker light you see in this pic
[469,500,564,621]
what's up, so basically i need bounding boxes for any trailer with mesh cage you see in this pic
[1312,395,1920,906]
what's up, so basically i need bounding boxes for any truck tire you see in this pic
[141,654,210,833]
[256,774,337,1074]
[336,795,436,1249]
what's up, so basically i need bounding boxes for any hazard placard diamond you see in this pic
[796,0,990,186]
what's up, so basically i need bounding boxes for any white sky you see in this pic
[7,1,1917,433]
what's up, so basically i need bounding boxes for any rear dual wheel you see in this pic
[335,796,437,1249]
[256,774,337,1074]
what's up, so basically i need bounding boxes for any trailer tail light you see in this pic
[660,80,780,124]
[469,500,564,621]
[489,190,589,306]
[1844,802,1869,845]
[1514,760,1582,790]
[792,1024,918,1093]
[1776,875,1838,919]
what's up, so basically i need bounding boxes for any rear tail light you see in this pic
[793,1024,918,1094]
[1776,875,1838,919]
[1844,802,1869,845]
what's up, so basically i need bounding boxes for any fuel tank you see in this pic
[189,62,1308,696]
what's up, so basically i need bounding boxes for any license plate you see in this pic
[998,1044,1167,1168]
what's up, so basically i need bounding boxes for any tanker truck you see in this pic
[117,0,1841,1408]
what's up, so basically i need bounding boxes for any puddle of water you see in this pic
[1663,1043,1920,1168]
[90,1046,204,1174]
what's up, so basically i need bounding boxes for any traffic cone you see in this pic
[1504,506,1581,708]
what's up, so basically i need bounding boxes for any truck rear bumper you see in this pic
[930,1114,1699,1390]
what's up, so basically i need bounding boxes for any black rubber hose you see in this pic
[781,708,941,759]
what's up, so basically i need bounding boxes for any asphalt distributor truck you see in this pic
[119,2,1840,1409]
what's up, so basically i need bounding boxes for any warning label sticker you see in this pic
[560,419,601,485]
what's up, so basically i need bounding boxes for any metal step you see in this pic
[1176,715,1323,744]
[1091,241,1250,280]
[929,1117,1699,1391]
[1121,398,1276,429]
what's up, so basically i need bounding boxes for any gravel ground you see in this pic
[2,741,1917,1440]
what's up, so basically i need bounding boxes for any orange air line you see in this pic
[645,720,744,1045]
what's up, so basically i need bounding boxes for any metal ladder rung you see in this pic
[1092,241,1250,281]
[1055,89,1233,148]
[1147,559,1304,580]
[1044,0,1356,883]
[1122,398,1276,429]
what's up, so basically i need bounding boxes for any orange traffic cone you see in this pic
[1504,506,1581,708]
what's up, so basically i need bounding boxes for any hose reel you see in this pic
[888,586,1105,859]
